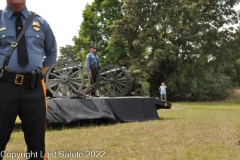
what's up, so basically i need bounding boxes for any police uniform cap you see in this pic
[90,44,96,48]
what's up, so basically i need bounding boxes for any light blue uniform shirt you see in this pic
[0,6,57,73]
[86,52,100,72]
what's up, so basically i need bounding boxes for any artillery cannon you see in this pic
[45,60,132,98]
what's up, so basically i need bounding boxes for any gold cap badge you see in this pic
[32,21,40,31]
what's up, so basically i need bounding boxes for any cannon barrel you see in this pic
[99,67,126,77]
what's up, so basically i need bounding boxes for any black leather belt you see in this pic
[91,66,99,69]
[1,72,27,85]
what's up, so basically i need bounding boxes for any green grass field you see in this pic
[4,102,240,160]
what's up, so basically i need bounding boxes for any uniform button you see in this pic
[36,35,39,38]
[2,35,5,38]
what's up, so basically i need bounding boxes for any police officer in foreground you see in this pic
[86,44,100,97]
[0,0,57,159]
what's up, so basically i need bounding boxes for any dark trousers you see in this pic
[0,81,46,160]
[90,68,99,95]
[91,68,99,84]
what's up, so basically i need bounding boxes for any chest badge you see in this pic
[32,21,40,31]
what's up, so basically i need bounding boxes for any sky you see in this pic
[0,0,94,55]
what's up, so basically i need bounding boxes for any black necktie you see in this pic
[14,12,29,67]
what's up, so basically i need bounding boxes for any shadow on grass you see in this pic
[12,119,117,133]
[12,117,176,132]
[46,119,117,131]
[159,117,178,121]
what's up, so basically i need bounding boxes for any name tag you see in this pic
[0,27,6,31]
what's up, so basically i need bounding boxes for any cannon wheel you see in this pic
[96,64,132,97]
[125,70,133,96]
[45,60,90,98]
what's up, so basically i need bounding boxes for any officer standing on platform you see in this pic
[86,44,100,97]
[0,0,57,159]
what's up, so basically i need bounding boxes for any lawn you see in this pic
[4,102,240,160]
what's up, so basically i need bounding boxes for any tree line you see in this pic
[59,0,240,101]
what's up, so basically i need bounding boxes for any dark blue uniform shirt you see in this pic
[86,52,100,72]
[0,6,57,73]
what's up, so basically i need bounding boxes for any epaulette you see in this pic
[30,11,41,17]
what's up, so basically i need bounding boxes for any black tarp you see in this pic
[47,97,160,123]
[47,98,117,123]
[106,97,160,122]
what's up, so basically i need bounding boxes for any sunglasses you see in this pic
[92,47,96,49]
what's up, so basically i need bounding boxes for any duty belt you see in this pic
[91,66,99,69]
[1,72,26,85]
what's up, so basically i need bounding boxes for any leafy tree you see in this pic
[58,45,81,63]
[73,0,123,67]
[231,28,240,86]
[109,0,239,100]
[72,0,239,101]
